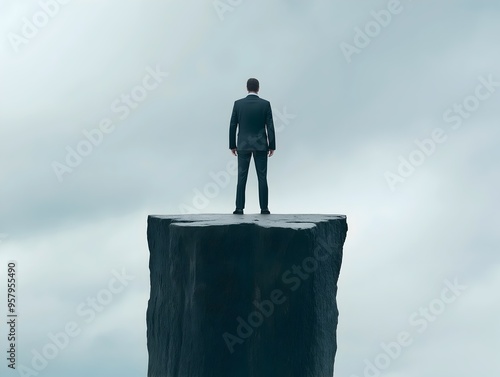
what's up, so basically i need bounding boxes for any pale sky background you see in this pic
[1,1,499,376]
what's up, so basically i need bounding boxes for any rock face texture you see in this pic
[146,214,348,377]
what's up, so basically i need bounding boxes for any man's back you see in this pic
[229,94,276,152]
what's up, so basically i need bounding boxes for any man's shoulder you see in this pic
[257,96,271,107]
[236,96,270,104]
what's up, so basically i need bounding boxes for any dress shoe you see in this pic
[233,208,243,214]
[261,209,270,214]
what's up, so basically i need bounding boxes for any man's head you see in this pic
[247,78,259,93]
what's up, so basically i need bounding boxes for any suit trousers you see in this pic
[235,150,268,210]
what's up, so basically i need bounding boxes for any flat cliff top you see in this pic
[148,214,347,229]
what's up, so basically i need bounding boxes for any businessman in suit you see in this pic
[229,78,276,215]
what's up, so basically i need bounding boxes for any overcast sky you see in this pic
[1,1,499,376]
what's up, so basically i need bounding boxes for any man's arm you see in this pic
[266,101,276,154]
[229,101,238,153]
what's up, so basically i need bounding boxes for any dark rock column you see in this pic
[146,214,347,377]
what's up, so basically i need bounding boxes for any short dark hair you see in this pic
[247,78,259,92]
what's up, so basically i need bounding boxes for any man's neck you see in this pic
[248,92,258,95]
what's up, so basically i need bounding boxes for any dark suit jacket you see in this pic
[229,94,276,151]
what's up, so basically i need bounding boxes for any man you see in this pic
[229,78,276,215]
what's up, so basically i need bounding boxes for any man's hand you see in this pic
[231,148,274,157]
